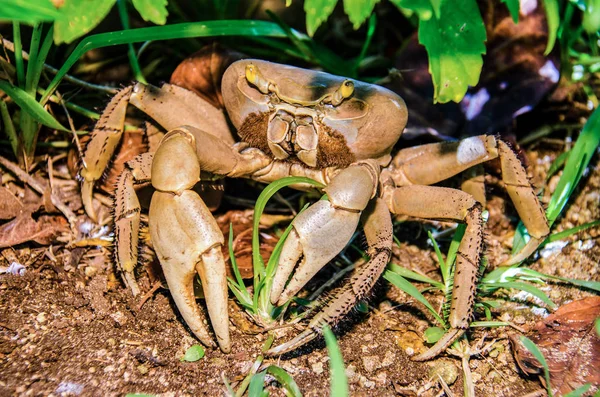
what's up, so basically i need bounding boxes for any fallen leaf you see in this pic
[0,187,24,219]
[0,212,68,248]
[511,297,600,395]
[170,43,245,109]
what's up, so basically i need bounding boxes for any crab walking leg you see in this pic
[80,86,133,221]
[387,135,549,264]
[148,130,230,352]
[384,185,484,361]
[266,198,393,356]
[496,140,549,264]
[113,153,153,296]
[270,162,379,306]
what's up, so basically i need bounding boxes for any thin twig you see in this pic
[2,38,118,94]
[0,154,77,232]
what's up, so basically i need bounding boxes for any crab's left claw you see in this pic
[270,162,378,306]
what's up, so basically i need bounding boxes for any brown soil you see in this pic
[0,147,598,397]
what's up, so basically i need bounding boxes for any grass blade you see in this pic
[12,22,24,88]
[248,371,267,397]
[0,80,67,131]
[323,325,349,397]
[117,0,148,84]
[543,0,559,55]
[544,220,600,244]
[383,270,447,327]
[0,101,18,156]
[482,281,556,310]
[24,23,42,95]
[264,366,302,397]
[387,263,444,290]
[519,336,553,396]
[427,230,446,276]
[41,20,292,104]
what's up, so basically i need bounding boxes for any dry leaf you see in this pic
[511,297,600,395]
[0,187,24,219]
[170,43,245,109]
[0,212,68,248]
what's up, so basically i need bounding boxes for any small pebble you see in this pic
[428,360,459,385]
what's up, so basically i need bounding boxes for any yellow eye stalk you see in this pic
[330,79,354,106]
[245,64,270,94]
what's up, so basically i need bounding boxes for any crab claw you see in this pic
[270,162,377,307]
[270,200,361,306]
[148,131,230,352]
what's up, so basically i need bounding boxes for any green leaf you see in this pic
[519,336,553,397]
[54,0,118,44]
[482,281,557,310]
[248,371,267,397]
[547,105,600,224]
[389,0,434,20]
[305,0,338,36]
[323,325,349,397]
[132,0,168,25]
[383,270,447,327]
[387,263,444,290]
[181,345,205,362]
[564,384,592,397]
[583,0,600,33]
[501,0,520,24]
[0,0,62,24]
[418,0,486,103]
[0,80,67,132]
[343,0,380,29]
[543,0,559,55]
[596,318,600,337]
[424,326,445,343]
[265,366,303,397]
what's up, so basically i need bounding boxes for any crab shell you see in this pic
[221,60,408,167]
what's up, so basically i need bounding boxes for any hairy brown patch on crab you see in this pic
[316,124,355,168]
[237,112,271,154]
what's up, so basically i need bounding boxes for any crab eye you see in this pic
[340,80,354,98]
[245,64,257,85]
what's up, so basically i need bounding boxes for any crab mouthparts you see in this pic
[267,110,318,167]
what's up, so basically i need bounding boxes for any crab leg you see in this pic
[80,86,133,221]
[147,129,231,352]
[384,185,484,361]
[113,152,153,296]
[80,82,235,221]
[387,135,549,264]
[269,161,379,306]
[266,198,393,356]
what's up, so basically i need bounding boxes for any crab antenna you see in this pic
[245,64,271,94]
[329,79,354,106]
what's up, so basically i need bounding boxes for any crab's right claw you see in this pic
[79,86,133,221]
[148,131,231,353]
[270,163,377,307]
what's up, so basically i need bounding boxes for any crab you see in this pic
[79,58,549,359]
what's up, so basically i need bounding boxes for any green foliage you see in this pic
[132,0,169,25]
[248,366,302,397]
[544,0,560,55]
[417,0,486,103]
[513,104,600,255]
[501,0,520,24]
[181,345,205,362]
[304,0,338,36]
[0,0,62,24]
[343,0,380,29]
[383,269,447,327]
[0,81,67,132]
[323,325,349,397]
[227,176,324,323]
[519,336,553,397]
[53,0,117,44]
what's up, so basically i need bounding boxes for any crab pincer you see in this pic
[148,130,231,352]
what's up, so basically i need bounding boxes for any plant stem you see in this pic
[12,23,24,88]
[117,0,148,84]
